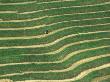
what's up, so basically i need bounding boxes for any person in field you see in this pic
[45,30,49,34]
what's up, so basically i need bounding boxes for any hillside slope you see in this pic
[0,0,110,82]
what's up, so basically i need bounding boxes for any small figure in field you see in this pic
[45,30,49,34]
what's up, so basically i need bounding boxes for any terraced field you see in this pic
[0,0,110,82]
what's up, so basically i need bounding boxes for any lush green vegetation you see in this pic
[0,0,110,82]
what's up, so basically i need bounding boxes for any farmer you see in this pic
[45,30,49,34]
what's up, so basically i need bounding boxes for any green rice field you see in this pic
[0,0,110,82]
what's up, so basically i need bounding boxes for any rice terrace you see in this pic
[0,0,110,82]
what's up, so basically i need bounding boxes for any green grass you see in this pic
[0,0,110,81]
